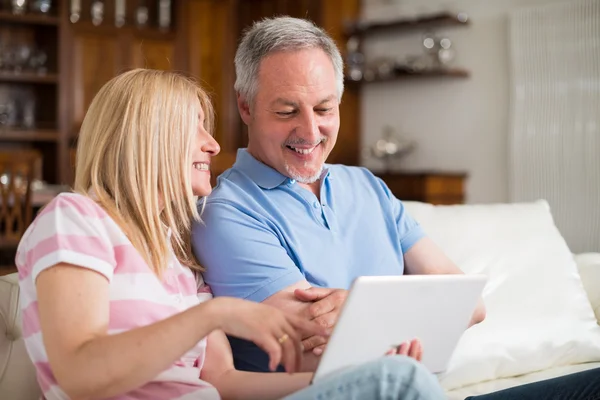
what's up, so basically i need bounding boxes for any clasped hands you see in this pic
[294,287,423,360]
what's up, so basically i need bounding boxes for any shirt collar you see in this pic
[233,149,289,189]
[233,148,332,189]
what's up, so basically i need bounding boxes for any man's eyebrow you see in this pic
[317,95,336,105]
[271,98,299,108]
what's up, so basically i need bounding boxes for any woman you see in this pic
[16,69,445,400]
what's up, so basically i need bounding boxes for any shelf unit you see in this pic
[344,12,469,37]
[0,2,62,184]
[344,11,472,85]
[0,10,60,25]
[345,67,470,84]
[0,0,181,186]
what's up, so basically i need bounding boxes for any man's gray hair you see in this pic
[234,16,345,105]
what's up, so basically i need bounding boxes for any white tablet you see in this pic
[312,274,487,383]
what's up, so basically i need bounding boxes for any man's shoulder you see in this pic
[206,167,257,203]
[327,164,383,186]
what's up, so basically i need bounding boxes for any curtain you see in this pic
[509,0,600,252]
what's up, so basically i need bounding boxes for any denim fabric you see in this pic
[284,356,446,400]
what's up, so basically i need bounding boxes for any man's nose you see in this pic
[298,112,320,143]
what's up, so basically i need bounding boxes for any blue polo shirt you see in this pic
[192,149,426,370]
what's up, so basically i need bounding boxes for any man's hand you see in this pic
[385,338,423,361]
[293,287,347,355]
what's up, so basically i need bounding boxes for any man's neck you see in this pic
[298,181,321,200]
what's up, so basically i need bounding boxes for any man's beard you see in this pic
[284,161,323,184]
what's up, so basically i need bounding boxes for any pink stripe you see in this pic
[198,284,212,294]
[109,300,179,331]
[112,380,209,400]
[20,234,116,279]
[22,301,40,338]
[35,361,57,394]
[176,273,197,296]
[39,193,107,220]
[113,245,151,274]
[160,270,197,296]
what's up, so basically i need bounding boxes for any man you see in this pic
[192,16,486,373]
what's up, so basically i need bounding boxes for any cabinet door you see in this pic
[130,38,175,71]
[71,33,121,127]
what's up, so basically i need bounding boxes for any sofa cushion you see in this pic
[0,273,41,400]
[403,200,600,391]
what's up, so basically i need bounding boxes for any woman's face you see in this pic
[190,106,220,197]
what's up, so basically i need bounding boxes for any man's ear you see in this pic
[237,93,252,125]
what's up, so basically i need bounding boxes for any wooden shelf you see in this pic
[71,21,176,40]
[0,72,58,84]
[0,11,60,26]
[346,67,470,84]
[345,12,469,37]
[0,129,59,142]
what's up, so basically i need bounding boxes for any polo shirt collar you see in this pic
[233,148,332,189]
[233,149,288,189]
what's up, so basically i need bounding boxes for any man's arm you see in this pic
[192,202,335,371]
[404,237,487,326]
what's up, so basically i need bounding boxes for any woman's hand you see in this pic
[210,297,326,373]
[385,338,423,361]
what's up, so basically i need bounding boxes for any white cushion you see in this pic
[403,200,600,390]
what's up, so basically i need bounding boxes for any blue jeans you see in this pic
[283,356,446,400]
[466,367,600,400]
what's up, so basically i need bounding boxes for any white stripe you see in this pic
[43,384,69,400]
[174,387,221,400]
[23,207,128,250]
[18,281,37,310]
[19,251,114,309]
[110,273,175,305]
[24,333,48,363]
[197,293,212,303]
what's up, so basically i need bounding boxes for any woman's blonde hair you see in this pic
[74,68,213,275]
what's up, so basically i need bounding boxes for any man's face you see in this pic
[240,48,340,183]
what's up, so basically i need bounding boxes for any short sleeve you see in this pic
[375,176,426,253]
[192,201,305,302]
[16,194,118,282]
[196,274,214,303]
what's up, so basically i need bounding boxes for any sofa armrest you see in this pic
[574,253,600,323]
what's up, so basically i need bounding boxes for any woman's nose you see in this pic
[201,133,220,156]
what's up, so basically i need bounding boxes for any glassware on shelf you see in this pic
[135,0,149,28]
[90,0,104,26]
[158,0,171,30]
[115,0,126,27]
[28,48,48,75]
[70,0,81,23]
[30,0,51,14]
[11,0,27,14]
[345,36,365,81]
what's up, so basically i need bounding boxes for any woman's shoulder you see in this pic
[39,192,110,220]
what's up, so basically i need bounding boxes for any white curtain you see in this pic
[508,0,600,253]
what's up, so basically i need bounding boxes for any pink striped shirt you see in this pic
[16,193,220,400]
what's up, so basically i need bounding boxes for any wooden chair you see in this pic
[0,150,41,275]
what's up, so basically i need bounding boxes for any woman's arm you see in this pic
[37,263,321,400]
[201,330,312,400]
[36,263,222,399]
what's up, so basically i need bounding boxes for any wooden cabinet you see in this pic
[377,171,467,205]
[0,0,182,185]
[0,6,63,184]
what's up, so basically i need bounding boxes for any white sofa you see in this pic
[402,200,600,399]
[1,200,599,399]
